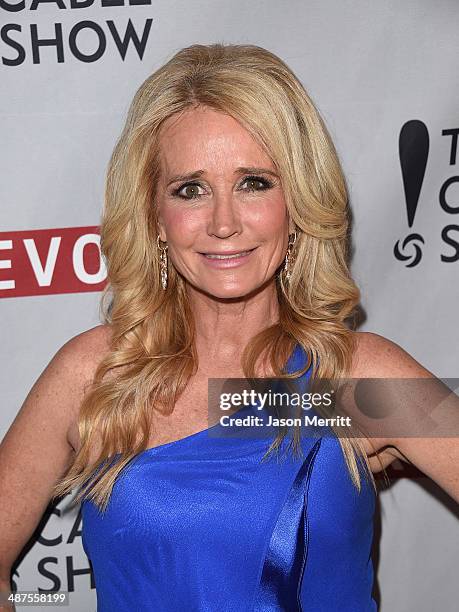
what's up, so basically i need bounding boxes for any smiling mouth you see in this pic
[199,248,257,260]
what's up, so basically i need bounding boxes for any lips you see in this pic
[199,248,256,259]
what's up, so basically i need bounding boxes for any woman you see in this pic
[0,43,458,611]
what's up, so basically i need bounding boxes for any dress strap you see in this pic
[253,438,322,611]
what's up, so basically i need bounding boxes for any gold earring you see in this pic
[283,230,297,281]
[157,234,168,290]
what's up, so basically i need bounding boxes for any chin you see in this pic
[201,279,269,301]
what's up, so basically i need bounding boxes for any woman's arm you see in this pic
[0,325,109,591]
[354,332,459,503]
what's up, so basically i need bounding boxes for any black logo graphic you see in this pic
[1,1,154,66]
[394,120,429,267]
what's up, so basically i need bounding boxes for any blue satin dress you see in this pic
[81,344,377,611]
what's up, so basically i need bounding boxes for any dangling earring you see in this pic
[157,234,168,290]
[283,230,297,281]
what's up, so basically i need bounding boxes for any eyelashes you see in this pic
[171,175,276,200]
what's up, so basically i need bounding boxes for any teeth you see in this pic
[205,250,251,259]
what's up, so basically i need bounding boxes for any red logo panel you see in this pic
[0,226,106,298]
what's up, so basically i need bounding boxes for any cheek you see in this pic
[246,196,289,236]
[161,207,204,246]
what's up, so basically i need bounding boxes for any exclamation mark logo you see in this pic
[394,120,429,267]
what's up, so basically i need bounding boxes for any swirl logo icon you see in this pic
[393,233,425,268]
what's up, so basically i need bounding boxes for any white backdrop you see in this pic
[1,1,458,610]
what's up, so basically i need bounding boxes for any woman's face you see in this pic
[156,105,293,299]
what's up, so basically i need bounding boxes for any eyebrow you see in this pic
[166,167,279,186]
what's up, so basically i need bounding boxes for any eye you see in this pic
[241,176,274,192]
[173,182,205,200]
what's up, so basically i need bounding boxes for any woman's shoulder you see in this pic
[39,324,113,401]
[58,325,113,454]
[52,324,114,389]
[63,323,113,357]
[350,330,433,379]
[345,330,437,466]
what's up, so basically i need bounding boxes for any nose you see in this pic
[206,191,242,239]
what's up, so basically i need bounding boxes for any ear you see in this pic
[288,215,296,236]
[156,207,167,242]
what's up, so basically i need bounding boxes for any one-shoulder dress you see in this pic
[81,344,377,611]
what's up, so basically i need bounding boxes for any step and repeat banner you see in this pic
[1,1,458,610]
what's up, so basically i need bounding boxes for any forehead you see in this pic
[157,106,275,173]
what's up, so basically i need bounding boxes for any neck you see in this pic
[186,278,280,376]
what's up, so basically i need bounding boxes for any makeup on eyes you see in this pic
[170,174,276,200]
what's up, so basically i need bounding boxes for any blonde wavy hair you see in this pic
[53,43,381,512]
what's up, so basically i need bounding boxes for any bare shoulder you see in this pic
[351,330,435,379]
[49,323,113,412]
[1,324,112,457]
[347,331,438,468]
[16,323,113,454]
[0,324,114,574]
[58,324,113,452]
[58,323,112,370]
[351,332,459,503]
